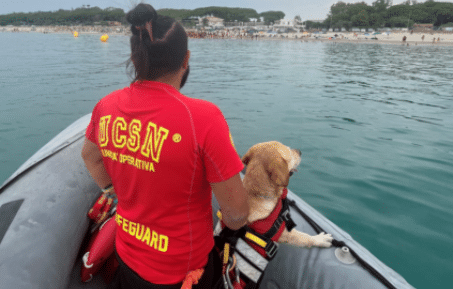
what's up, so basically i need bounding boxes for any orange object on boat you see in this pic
[87,193,114,224]
[181,268,204,289]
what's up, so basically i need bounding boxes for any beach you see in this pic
[2,24,453,46]
[309,31,453,46]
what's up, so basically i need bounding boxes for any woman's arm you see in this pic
[211,173,249,230]
[81,138,112,189]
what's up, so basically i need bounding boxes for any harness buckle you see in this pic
[281,200,296,232]
[264,241,279,259]
[280,209,290,222]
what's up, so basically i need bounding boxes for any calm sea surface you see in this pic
[1,32,452,288]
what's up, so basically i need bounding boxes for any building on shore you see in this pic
[107,21,122,26]
[412,23,434,32]
[198,16,224,28]
[273,19,302,33]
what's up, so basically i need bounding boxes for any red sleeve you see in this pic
[85,102,100,144]
[200,107,244,183]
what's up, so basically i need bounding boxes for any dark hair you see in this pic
[126,3,188,82]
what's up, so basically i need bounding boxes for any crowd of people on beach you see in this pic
[401,34,442,46]
[185,27,453,45]
[2,24,452,45]
[186,29,262,40]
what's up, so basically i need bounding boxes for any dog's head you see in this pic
[242,141,301,194]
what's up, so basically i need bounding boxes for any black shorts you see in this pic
[107,247,222,289]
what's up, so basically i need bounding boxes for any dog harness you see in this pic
[245,188,296,258]
[217,188,297,288]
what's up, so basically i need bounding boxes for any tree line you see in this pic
[304,0,453,30]
[0,7,125,26]
[158,7,285,25]
[0,6,285,27]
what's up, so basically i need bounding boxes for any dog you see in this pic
[240,141,333,249]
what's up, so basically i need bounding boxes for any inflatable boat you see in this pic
[0,114,414,289]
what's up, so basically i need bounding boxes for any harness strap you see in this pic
[243,229,279,259]
[243,188,297,259]
[222,243,231,274]
[215,188,297,288]
[261,197,296,240]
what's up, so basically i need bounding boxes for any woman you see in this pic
[82,3,249,288]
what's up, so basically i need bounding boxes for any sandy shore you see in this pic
[306,31,453,46]
[2,25,453,46]
[251,31,453,46]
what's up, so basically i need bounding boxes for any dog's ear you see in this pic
[241,150,253,165]
[268,157,290,187]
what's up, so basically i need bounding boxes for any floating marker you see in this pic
[100,34,109,42]
[73,31,78,37]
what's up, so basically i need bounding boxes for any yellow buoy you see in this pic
[100,34,109,42]
[73,31,78,37]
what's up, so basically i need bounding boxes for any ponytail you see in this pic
[126,3,188,82]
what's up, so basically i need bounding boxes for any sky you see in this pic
[1,0,453,21]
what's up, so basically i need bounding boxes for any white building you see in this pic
[199,16,224,27]
[273,19,303,32]
[274,19,297,28]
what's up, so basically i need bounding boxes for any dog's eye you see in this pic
[289,171,294,177]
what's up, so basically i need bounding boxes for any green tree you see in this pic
[189,7,259,22]
[387,16,414,27]
[424,0,436,8]
[369,12,383,28]
[352,10,370,27]
[0,6,126,26]
[433,4,453,27]
[260,11,285,25]
[372,0,391,13]
[303,20,326,30]
[157,9,191,20]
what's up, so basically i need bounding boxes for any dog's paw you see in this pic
[313,232,333,247]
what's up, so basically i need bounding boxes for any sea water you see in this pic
[1,32,452,288]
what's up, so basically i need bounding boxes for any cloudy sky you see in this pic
[1,0,452,21]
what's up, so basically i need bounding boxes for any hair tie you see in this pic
[135,21,153,41]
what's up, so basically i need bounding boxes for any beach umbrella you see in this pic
[373,32,381,35]
[364,33,370,36]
